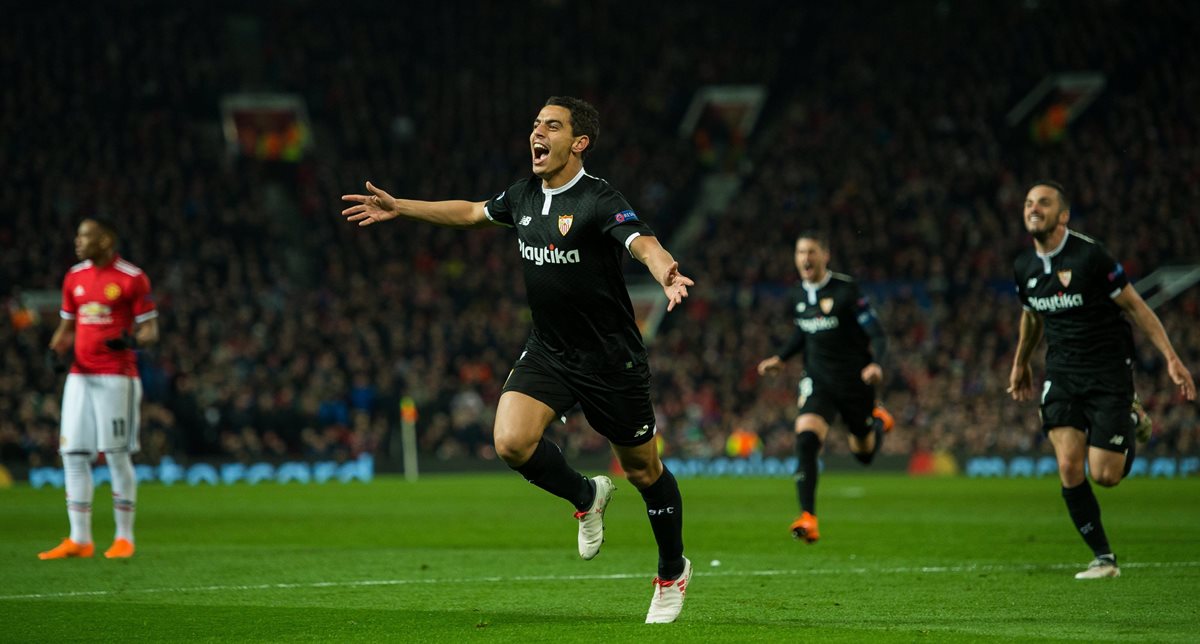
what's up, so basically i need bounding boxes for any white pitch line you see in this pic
[3,561,1198,601]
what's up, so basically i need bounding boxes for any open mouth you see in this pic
[532,142,550,164]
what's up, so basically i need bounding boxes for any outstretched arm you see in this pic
[1114,284,1197,400]
[629,235,694,312]
[1008,309,1044,401]
[341,182,491,229]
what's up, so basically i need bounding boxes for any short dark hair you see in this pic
[1028,179,1070,210]
[545,96,599,158]
[796,230,830,250]
[85,217,119,243]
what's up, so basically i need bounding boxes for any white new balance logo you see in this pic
[1110,435,1124,446]
[519,216,532,226]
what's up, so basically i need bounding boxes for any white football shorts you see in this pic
[59,373,142,455]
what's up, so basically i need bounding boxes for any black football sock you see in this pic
[795,432,821,515]
[852,419,883,465]
[639,466,685,580]
[512,437,594,512]
[1062,481,1112,558]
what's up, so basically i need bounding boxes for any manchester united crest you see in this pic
[104,283,122,300]
[819,298,834,314]
[558,214,574,236]
[1057,269,1072,288]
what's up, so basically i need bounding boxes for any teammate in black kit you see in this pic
[756,232,893,544]
[341,97,695,623]
[1008,181,1195,579]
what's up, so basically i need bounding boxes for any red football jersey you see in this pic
[60,256,157,376]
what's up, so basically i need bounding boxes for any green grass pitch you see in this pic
[1,473,1198,642]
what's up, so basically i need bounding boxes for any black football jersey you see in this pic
[484,168,656,371]
[779,272,878,385]
[1013,229,1134,373]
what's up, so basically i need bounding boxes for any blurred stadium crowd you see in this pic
[2,1,1197,471]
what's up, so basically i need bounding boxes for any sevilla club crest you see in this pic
[819,298,834,314]
[1057,269,1072,288]
[558,214,574,236]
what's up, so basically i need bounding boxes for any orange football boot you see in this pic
[38,538,94,560]
[104,538,135,559]
[872,404,895,433]
[790,511,820,544]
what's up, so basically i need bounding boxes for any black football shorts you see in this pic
[797,375,877,438]
[502,348,657,447]
[1040,367,1135,453]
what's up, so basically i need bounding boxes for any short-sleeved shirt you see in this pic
[778,271,878,386]
[484,167,656,372]
[60,256,157,377]
[1013,229,1134,374]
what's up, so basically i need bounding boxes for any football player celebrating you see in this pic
[757,232,893,544]
[342,97,694,623]
[1009,180,1195,579]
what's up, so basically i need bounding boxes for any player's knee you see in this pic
[1057,461,1086,486]
[623,469,657,489]
[62,453,94,477]
[620,459,663,489]
[1057,457,1084,477]
[795,421,827,442]
[106,450,132,466]
[1092,470,1122,488]
[493,433,537,466]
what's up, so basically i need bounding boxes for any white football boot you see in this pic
[1075,555,1120,579]
[646,557,692,624]
[575,475,614,560]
